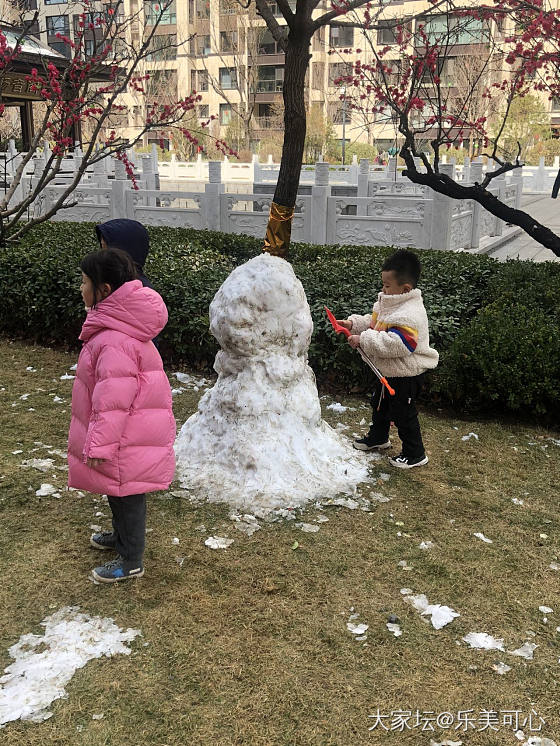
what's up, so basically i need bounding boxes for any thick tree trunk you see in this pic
[274,35,310,208]
[402,155,560,257]
[261,31,311,258]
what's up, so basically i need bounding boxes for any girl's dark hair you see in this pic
[382,249,421,287]
[80,248,137,308]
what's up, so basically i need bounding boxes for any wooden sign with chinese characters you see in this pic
[1,74,37,100]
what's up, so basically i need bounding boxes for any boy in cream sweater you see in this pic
[339,249,438,469]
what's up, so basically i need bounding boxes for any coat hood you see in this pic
[80,280,168,343]
[95,219,150,270]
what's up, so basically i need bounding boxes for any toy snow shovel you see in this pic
[324,306,395,396]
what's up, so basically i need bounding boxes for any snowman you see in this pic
[174,254,368,516]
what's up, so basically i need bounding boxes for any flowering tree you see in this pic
[335,0,560,256]
[0,0,224,243]
[252,0,560,256]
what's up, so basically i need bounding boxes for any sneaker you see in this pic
[90,531,117,551]
[388,453,429,469]
[353,437,391,452]
[92,557,144,584]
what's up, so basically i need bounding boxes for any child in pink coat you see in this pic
[68,248,176,583]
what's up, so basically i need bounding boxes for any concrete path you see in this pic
[485,194,560,263]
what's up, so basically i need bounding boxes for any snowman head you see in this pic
[210,254,312,358]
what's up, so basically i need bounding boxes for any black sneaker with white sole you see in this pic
[388,453,429,469]
[90,531,117,550]
[353,437,391,452]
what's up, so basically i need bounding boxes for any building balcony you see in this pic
[254,81,283,93]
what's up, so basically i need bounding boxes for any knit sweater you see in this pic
[348,288,438,378]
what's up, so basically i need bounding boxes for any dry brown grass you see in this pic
[1,338,559,745]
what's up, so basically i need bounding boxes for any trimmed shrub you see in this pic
[1,220,558,419]
[438,300,560,417]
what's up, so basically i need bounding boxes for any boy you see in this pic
[95,219,160,346]
[339,249,438,469]
[95,219,153,289]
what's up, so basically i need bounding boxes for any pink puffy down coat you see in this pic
[68,280,176,496]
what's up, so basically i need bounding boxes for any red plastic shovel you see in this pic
[324,306,395,396]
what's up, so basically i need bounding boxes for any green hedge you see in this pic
[1,221,559,420]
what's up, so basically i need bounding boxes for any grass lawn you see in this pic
[0,337,559,746]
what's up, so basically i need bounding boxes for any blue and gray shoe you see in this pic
[92,557,144,583]
[90,531,117,550]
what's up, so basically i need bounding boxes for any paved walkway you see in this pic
[485,194,560,263]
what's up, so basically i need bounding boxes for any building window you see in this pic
[197,70,208,91]
[46,15,70,36]
[219,67,237,89]
[144,0,176,25]
[104,4,125,23]
[146,69,178,97]
[256,65,284,92]
[421,15,488,45]
[377,20,398,45]
[198,104,209,118]
[197,35,211,55]
[195,0,210,17]
[328,61,352,86]
[49,40,71,57]
[312,62,324,89]
[258,29,282,55]
[220,31,237,53]
[84,39,96,57]
[147,33,177,60]
[329,26,353,48]
[220,103,232,125]
[552,98,560,112]
[267,1,295,16]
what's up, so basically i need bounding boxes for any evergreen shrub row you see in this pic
[1,221,558,419]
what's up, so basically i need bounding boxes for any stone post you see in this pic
[357,158,369,198]
[349,154,359,185]
[462,156,470,183]
[141,155,157,204]
[535,156,545,192]
[313,161,330,244]
[469,162,483,184]
[204,161,224,230]
[111,157,130,219]
[195,152,203,179]
[252,153,260,186]
[512,167,523,208]
[150,143,158,171]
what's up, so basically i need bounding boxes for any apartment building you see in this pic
[17,0,560,154]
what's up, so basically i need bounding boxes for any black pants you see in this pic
[367,374,426,459]
[107,493,146,565]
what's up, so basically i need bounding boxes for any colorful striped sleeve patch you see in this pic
[388,324,418,353]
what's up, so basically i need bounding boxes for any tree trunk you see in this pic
[274,35,310,207]
[402,154,560,257]
[261,31,311,258]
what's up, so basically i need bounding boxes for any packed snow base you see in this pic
[175,254,368,516]
[0,606,140,727]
